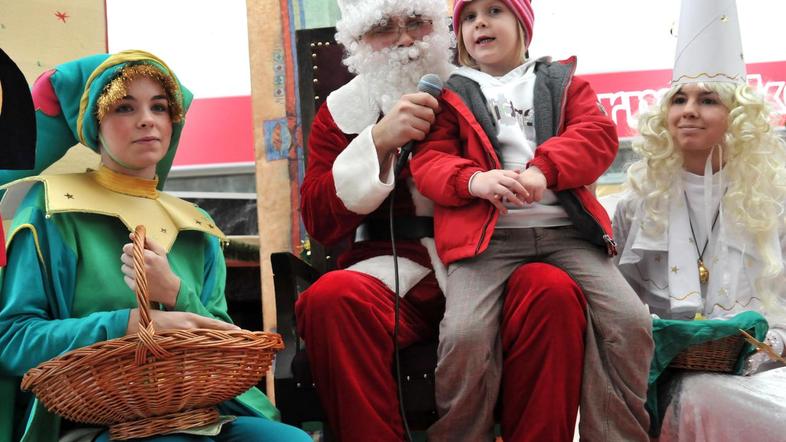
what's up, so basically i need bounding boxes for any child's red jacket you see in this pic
[411,57,619,266]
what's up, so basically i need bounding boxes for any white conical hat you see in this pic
[672,0,746,85]
[334,0,446,48]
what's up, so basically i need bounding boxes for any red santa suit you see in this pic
[296,73,588,441]
[296,75,445,441]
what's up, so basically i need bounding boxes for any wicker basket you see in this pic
[668,332,747,373]
[21,225,284,440]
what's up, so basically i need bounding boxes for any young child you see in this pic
[410,1,653,440]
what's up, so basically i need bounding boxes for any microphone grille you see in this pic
[417,73,444,97]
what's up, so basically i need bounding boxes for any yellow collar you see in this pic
[94,165,159,199]
[0,173,225,252]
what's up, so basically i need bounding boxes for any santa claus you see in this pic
[295,1,588,440]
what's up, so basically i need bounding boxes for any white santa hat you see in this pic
[334,0,448,49]
[672,0,746,85]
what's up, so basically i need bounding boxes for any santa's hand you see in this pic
[371,92,440,159]
[469,169,527,213]
[742,330,785,376]
[126,309,240,334]
[121,233,181,309]
[517,167,547,204]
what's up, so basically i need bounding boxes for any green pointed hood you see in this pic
[0,50,192,189]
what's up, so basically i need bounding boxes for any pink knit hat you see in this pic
[453,0,535,48]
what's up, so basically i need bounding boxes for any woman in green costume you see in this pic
[0,50,311,442]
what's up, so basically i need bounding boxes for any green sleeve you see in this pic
[173,234,233,324]
[0,198,128,377]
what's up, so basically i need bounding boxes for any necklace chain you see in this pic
[683,191,721,285]
[683,191,721,259]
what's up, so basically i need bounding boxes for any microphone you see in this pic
[393,74,444,176]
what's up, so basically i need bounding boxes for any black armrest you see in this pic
[271,251,328,427]
[272,251,321,378]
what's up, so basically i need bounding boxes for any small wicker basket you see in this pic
[668,332,747,373]
[21,225,284,440]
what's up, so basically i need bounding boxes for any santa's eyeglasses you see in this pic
[365,17,433,44]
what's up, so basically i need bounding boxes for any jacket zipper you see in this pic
[475,210,494,256]
[475,148,499,256]
[555,60,577,134]
[603,234,618,256]
[474,108,501,257]
[576,198,617,256]
[556,60,616,256]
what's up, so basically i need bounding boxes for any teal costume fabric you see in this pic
[0,51,298,442]
[0,185,282,441]
[646,311,769,435]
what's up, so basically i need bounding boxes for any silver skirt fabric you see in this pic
[658,366,786,441]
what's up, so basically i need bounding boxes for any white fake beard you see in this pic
[343,30,454,114]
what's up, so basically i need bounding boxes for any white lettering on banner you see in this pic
[598,73,786,137]
[598,88,669,136]
[748,74,786,115]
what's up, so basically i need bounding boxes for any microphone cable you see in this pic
[389,73,443,442]
[389,185,414,442]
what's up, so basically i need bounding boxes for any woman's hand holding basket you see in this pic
[120,232,180,308]
[125,308,240,335]
[121,230,240,334]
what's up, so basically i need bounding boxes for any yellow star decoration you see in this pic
[712,256,719,264]
[719,288,728,296]
[671,266,679,273]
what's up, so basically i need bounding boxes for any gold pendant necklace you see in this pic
[697,259,710,284]
[684,191,720,285]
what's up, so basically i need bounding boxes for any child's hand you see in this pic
[470,170,527,213]
[517,167,547,204]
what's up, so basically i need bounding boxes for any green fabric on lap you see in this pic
[647,311,768,436]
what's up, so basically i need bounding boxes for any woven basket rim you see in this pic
[21,329,283,390]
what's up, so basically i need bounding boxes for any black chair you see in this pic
[271,27,440,435]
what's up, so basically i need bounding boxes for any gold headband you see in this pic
[96,63,184,124]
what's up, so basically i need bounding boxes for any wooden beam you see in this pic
[246,0,295,404]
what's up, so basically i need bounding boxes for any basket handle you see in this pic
[132,225,172,364]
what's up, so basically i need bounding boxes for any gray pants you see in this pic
[427,226,653,442]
